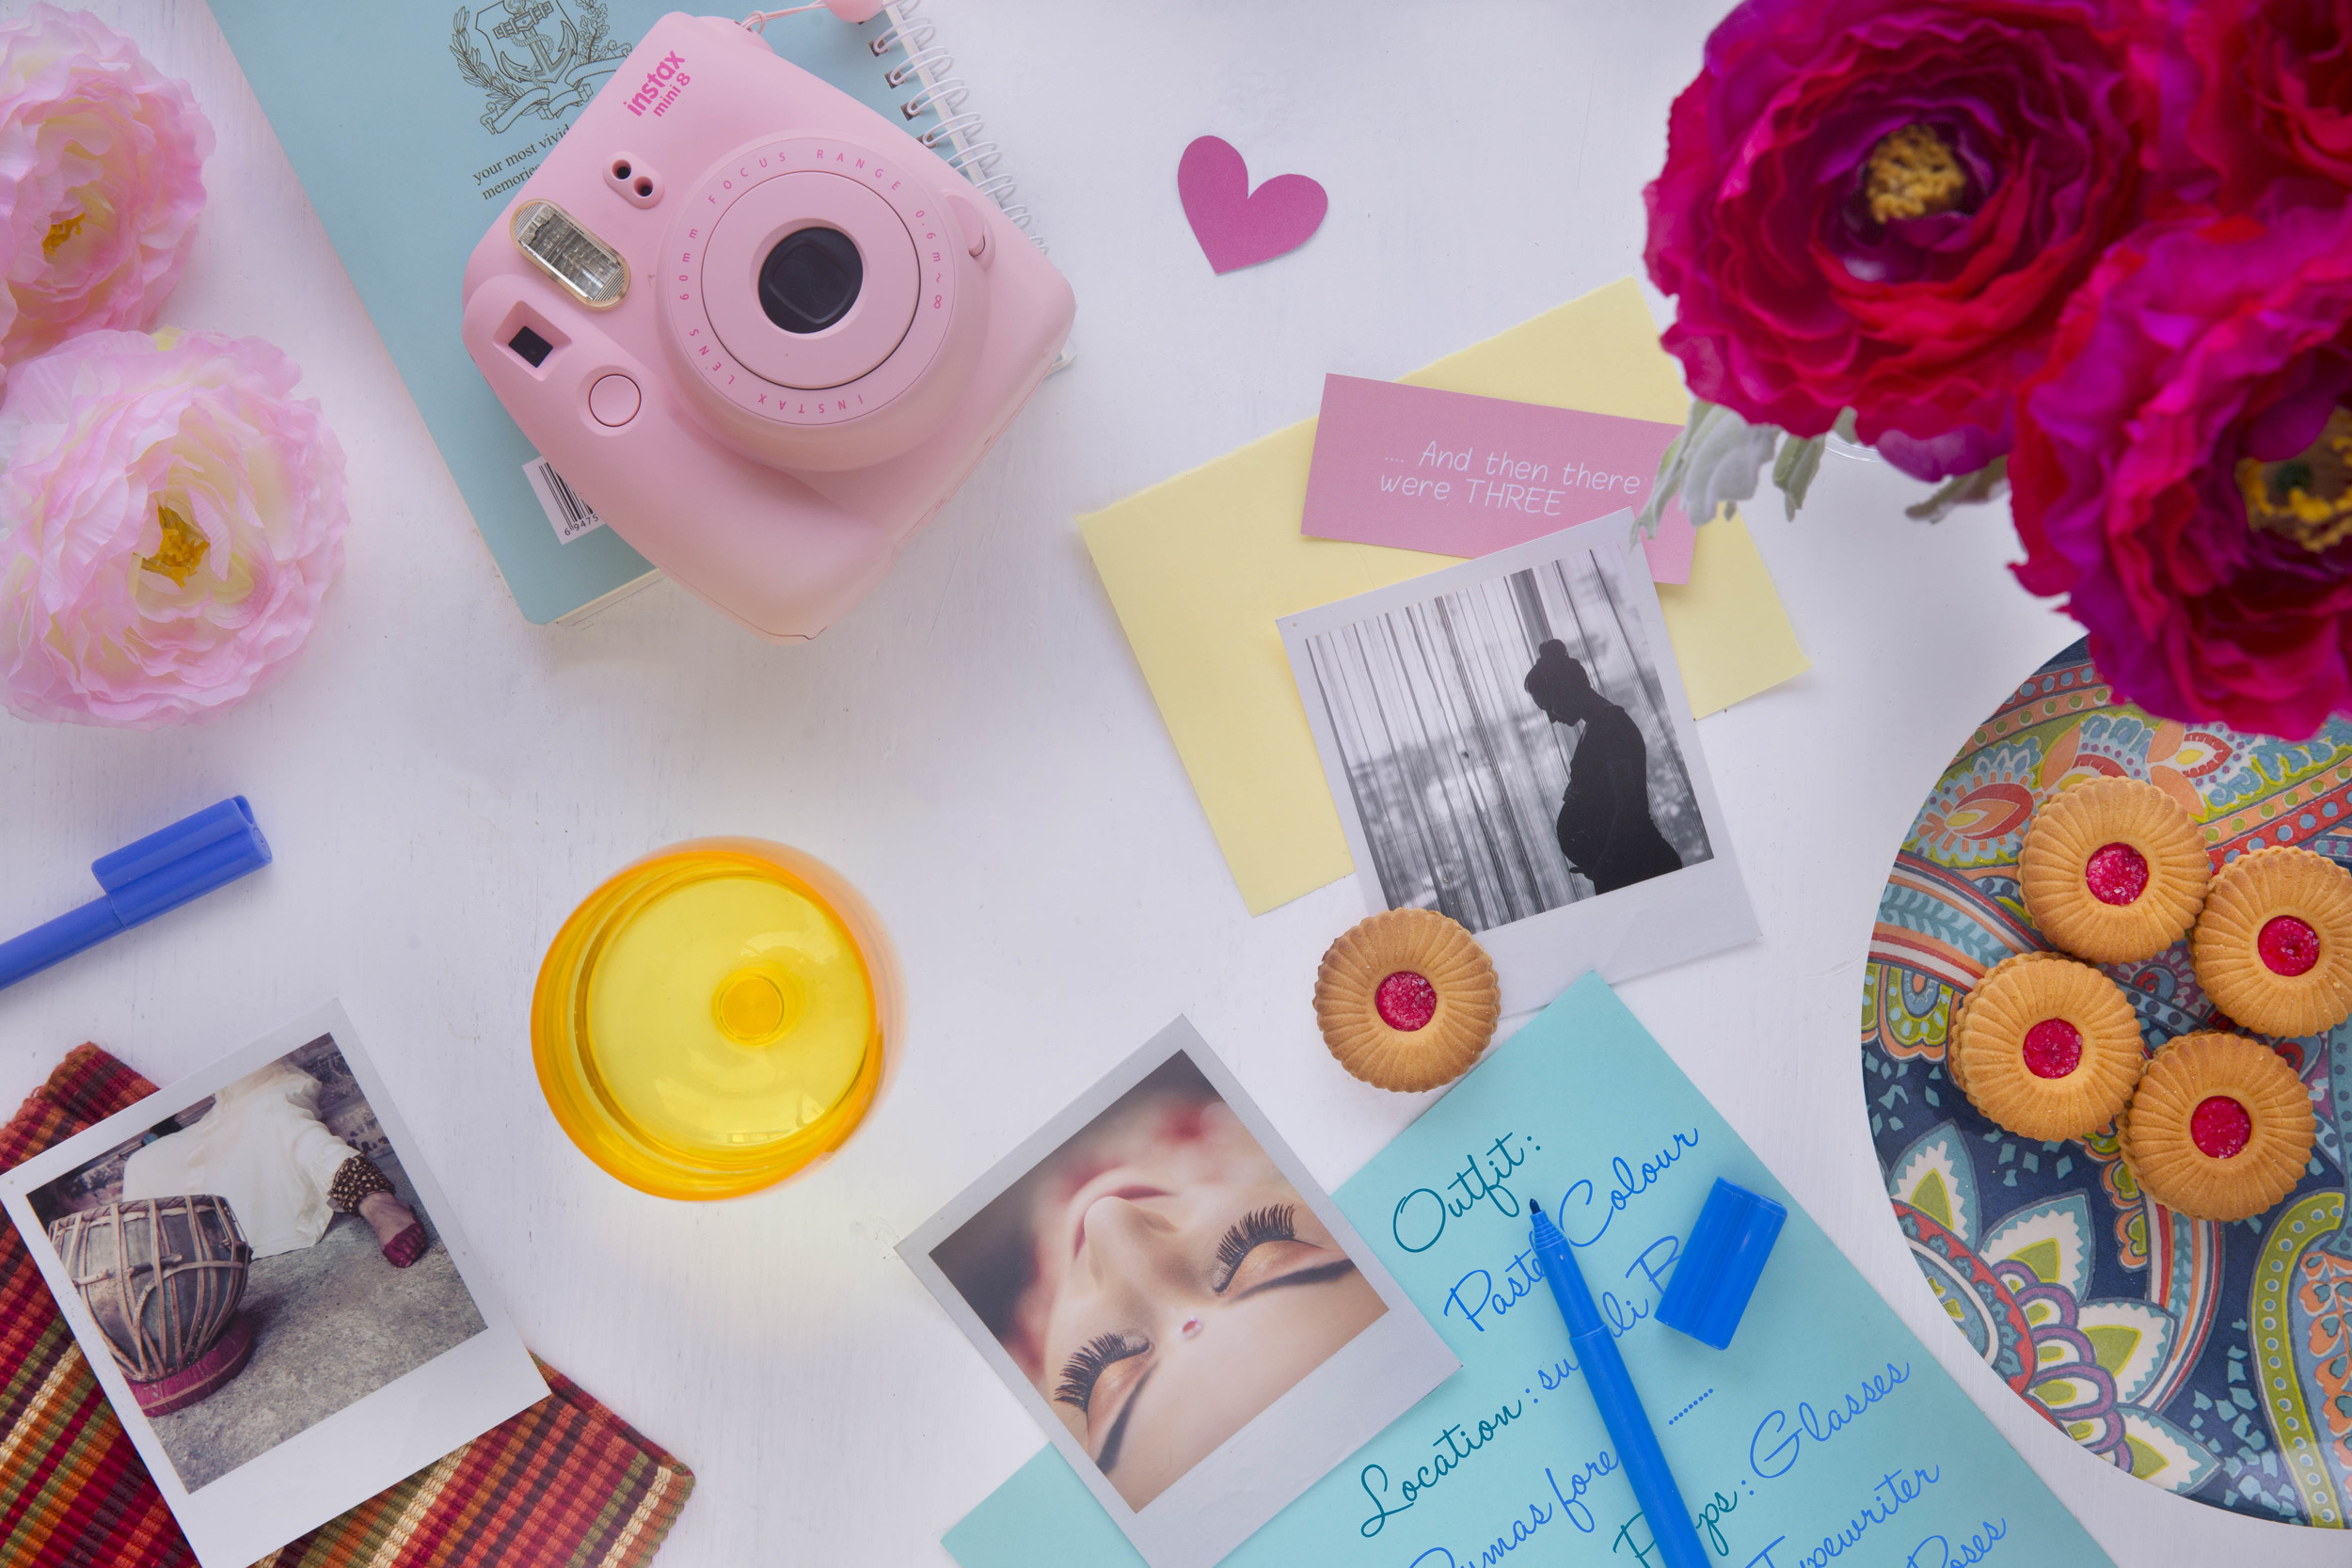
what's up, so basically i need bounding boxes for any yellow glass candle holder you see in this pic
[532,838,901,1199]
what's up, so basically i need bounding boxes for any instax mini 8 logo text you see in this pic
[628,52,691,117]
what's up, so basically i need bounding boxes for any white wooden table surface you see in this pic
[0,3,2334,1564]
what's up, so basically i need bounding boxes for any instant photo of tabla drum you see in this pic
[50,1195,255,1416]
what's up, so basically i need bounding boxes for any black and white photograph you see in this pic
[898,1020,1456,1568]
[1281,512,1756,1012]
[0,1004,546,1568]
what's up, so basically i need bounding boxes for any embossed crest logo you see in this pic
[449,0,631,134]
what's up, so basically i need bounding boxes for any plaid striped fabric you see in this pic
[0,1045,694,1568]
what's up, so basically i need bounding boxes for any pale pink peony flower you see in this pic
[0,328,348,727]
[0,6,211,372]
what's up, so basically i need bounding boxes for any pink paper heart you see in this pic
[1178,135,1328,275]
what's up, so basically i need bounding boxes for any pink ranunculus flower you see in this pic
[0,6,211,372]
[2180,0,2352,207]
[2010,202,2352,739]
[0,328,348,728]
[1644,0,2158,483]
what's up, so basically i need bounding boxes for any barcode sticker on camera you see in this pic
[523,457,607,545]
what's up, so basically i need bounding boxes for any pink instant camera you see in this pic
[461,13,1074,641]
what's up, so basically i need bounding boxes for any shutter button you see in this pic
[589,373,641,427]
[947,191,991,264]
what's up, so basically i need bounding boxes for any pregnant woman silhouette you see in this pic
[1522,640,1682,894]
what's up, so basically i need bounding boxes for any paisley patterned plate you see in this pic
[1863,639,2352,1528]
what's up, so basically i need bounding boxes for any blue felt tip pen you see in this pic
[1528,1199,1709,1568]
[0,798,271,991]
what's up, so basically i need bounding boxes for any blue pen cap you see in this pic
[93,797,272,927]
[1657,1179,1786,1351]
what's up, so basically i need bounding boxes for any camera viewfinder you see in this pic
[508,325,555,368]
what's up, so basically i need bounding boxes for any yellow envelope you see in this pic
[1081,277,1809,914]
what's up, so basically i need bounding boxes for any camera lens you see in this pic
[758,227,863,334]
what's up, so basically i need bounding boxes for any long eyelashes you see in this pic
[1053,1205,1305,1413]
[1055,1330,1151,1412]
[1212,1202,1298,1293]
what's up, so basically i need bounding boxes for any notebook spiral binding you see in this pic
[865,0,1045,254]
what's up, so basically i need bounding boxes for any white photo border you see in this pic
[0,1001,547,1568]
[1279,509,1759,1014]
[898,1018,1458,1568]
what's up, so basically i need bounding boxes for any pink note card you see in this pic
[1301,374,1696,583]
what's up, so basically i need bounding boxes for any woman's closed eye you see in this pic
[1212,1202,1309,1293]
[1055,1330,1151,1413]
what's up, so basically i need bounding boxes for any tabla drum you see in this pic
[49,1195,251,1384]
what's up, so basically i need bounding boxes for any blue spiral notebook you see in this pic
[208,1,1049,625]
[946,974,2114,1568]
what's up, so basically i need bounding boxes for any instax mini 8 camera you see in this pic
[461,12,1075,640]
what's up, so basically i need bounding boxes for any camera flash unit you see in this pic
[512,201,628,309]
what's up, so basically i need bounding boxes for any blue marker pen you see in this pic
[1528,1199,1708,1568]
[0,798,271,990]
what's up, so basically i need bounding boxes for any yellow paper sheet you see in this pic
[1659,505,1812,718]
[1081,277,1810,914]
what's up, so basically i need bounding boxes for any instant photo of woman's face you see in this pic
[929,1055,1387,1509]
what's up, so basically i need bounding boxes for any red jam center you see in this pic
[1375,971,1438,1031]
[2083,842,2149,906]
[2259,915,2321,976]
[2020,1019,2083,1079]
[2190,1095,2253,1160]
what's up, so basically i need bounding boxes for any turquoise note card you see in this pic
[946,974,2113,1568]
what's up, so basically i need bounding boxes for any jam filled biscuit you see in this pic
[1947,951,2143,1141]
[2120,1032,2314,1222]
[1314,909,1500,1092]
[2191,846,2352,1037]
[2019,777,2209,964]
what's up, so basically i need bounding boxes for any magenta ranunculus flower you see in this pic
[0,328,348,728]
[0,5,211,372]
[2181,0,2352,205]
[2010,202,2352,738]
[1645,0,2155,482]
